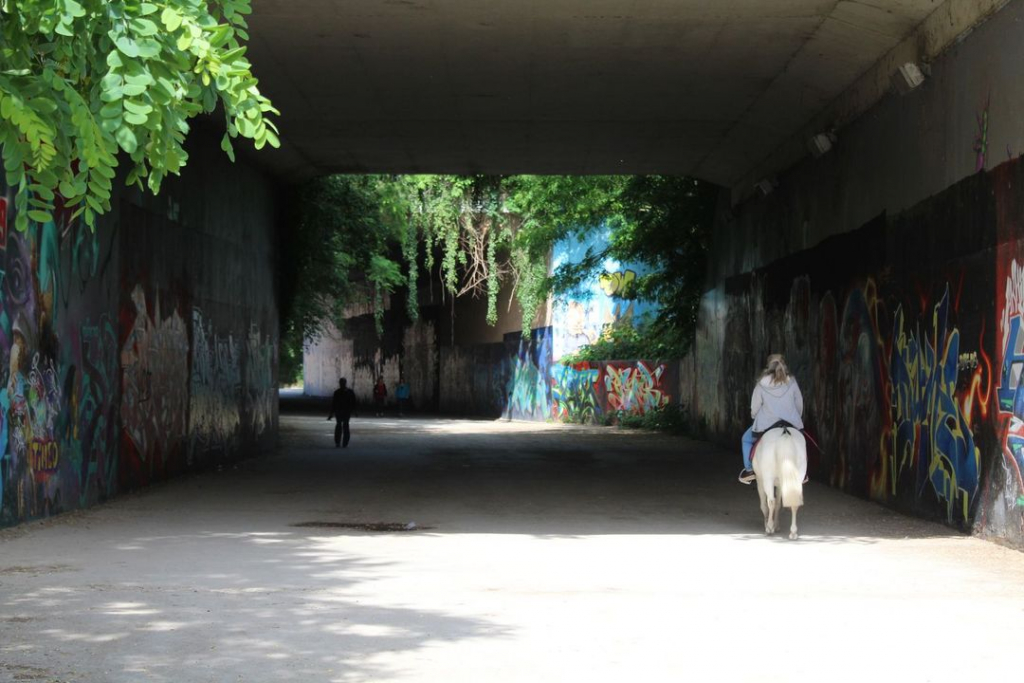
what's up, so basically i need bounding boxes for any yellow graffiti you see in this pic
[599,270,637,298]
[28,440,58,472]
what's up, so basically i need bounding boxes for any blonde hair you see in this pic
[761,354,790,385]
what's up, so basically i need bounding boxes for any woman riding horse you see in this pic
[739,354,804,484]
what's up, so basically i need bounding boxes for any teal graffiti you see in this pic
[506,357,551,420]
[551,363,601,423]
[38,219,60,306]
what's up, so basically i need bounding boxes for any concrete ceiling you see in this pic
[244,0,999,189]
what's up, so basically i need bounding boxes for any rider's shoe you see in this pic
[738,468,756,484]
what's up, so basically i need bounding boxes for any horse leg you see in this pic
[789,505,799,540]
[757,484,769,528]
[765,492,777,535]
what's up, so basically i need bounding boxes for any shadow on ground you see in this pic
[0,409,972,682]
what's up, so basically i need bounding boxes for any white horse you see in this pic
[752,426,807,539]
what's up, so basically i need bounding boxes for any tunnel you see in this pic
[2,1,1024,680]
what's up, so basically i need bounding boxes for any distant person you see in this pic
[328,377,357,448]
[373,376,387,417]
[396,378,410,416]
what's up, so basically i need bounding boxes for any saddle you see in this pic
[750,420,800,462]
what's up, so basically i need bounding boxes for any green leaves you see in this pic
[161,7,184,31]
[27,209,53,224]
[114,35,140,58]
[0,0,280,231]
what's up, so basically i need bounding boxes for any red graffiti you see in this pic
[28,439,59,480]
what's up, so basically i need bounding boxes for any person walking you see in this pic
[396,378,410,416]
[373,376,387,417]
[328,377,358,448]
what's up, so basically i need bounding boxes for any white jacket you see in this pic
[751,376,804,431]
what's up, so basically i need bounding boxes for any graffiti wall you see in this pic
[551,360,677,423]
[0,132,280,528]
[438,325,679,423]
[0,187,120,523]
[683,158,1024,543]
[550,227,657,361]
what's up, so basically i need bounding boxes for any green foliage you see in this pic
[277,175,409,383]
[503,175,628,332]
[560,316,685,363]
[503,175,629,259]
[610,176,719,352]
[369,253,404,336]
[398,174,628,335]
[279,173,718,385]
[279,340,304,387]
[553,176,718,357]
[0,0,279,232]
[606,404,689,434]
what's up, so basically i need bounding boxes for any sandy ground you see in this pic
[1,413,1023,682]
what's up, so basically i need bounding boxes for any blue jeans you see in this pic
[741,426,756,470]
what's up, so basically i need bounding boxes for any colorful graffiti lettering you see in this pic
[8,348,65,516]
[551,363,601,422]
[837,283,891,498]
[28,439,58,474]
[604,361,671,415]
[504,330,552,421]
[598,269,637,298]
[547,359,677,424]
[890,286,980,523]
[997,259,1024,514]
[1000,258,1024,356]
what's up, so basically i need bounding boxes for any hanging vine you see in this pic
[281,173,715,383]
[401,213,419,321]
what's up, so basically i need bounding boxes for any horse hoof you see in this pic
[789,532,798,540]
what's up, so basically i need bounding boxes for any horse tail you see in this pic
[778,431,804,508]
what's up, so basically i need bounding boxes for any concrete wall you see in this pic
[304,294,441,411]
[711,0,1024,283]
[0,129,279,527]
[685,1,1024,545]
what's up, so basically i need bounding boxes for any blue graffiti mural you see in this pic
[891,285,980,522]
[550,226,657,361]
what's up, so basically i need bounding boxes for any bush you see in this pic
[560,317,686,364]
[606,404,690,434]
[639,404,689,434]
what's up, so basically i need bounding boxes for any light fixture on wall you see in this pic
[754,178,775,197]
[807,131,836,158]
[893,62,926,94]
